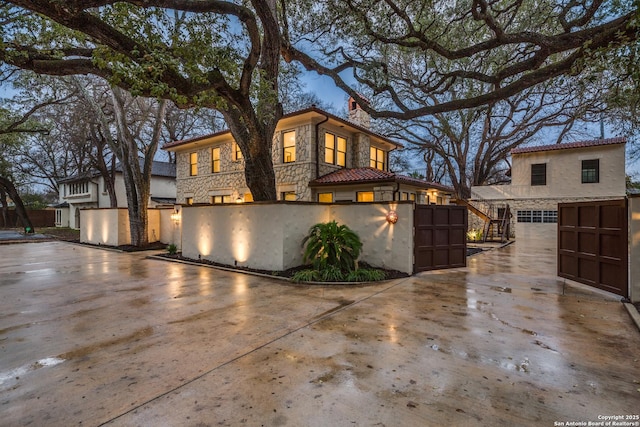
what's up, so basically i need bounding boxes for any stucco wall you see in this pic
[81,208,125,246]
[81,208,166,246]
[180,202,414,273]
[473,144,626,201]
[630,196,640,303]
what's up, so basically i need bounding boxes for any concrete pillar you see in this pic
[630,195,640,303]
[374,186,395,202]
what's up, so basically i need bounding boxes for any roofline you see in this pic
[511,137,626,155]
[162,106,404,151]
[309,175,454,193]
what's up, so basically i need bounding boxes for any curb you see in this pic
[623,302,640,333]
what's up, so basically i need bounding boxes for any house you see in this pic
[469,137,627,244]
[162,101,453,205]
[55,160,177,229]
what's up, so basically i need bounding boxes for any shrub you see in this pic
[345,268,386,282]
[302,221,362,272]
[167,243,178,255]
[291,269,321,283]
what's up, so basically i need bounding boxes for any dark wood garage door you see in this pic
[414,205,467,273]
[558,199,628,298]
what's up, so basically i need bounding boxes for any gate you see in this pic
[414,205,467,273]
[558,199,628,298]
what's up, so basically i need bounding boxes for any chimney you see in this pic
[348,96,371,129]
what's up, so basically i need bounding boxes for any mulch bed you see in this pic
[156,253,410,281]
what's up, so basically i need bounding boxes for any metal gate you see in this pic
[558,199,628,298]
[414,205,467,273]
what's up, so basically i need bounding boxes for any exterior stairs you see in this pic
[453,199,511,243]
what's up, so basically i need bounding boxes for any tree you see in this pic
[381,77,606,198]
[282,0,639,119]
[1,1,284,201]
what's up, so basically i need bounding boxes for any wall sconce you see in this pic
[386,210,398,224]
[235,196,243,204]
[170,208,181,222]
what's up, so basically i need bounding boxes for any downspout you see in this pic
[393,181,400,201]
[315,113,330,179]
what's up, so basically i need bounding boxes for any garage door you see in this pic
[414,205,467,273]
[558,199,628,298]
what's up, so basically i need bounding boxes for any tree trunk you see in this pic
[0,187,8,227]
[0,176,35,233]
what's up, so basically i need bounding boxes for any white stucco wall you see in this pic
[473,143,626,201]
[630,196,640,303]
[180,202,414,273]
[81,209,125,246]
[81,208,165,246]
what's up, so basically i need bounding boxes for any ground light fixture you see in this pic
[386,210,398,224]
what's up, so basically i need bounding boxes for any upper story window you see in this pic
[189,152,198,176]
[69,181,89,195]
[370,147,385,170]
[531,163,546,186]
[325,133,347,167]
[185,197,193,205]
[233,140,243,161]
[283,130,296,163]
[211,195,232,204]
[211,147,220,173]
[582,159,599,183]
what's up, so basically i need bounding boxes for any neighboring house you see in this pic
[55,161,177,229]
[469,137,627,243]
[163,101,453,205]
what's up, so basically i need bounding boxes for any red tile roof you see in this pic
[310,167,453,192]
[511,137,626,155]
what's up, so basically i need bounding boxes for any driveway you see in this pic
[0,241,638,426]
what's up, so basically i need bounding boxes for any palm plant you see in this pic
[302,221,362,272]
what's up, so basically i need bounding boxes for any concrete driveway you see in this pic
[0,241,638,426]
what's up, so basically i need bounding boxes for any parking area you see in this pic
[1,241,638,426]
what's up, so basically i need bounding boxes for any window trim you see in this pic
[370,146,385,171]
[317,192,333,203]
[531,163,546,186]
[283,130,296,163]
[581,159,599,184]
[211,147,220,173]
[356,191,374,202]
[189,152,198,176]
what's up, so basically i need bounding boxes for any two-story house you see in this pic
[55,160,177,229]
[163,102,453,205]
[470,137,627,244]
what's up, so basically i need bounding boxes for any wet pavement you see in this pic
[0,241,638,426]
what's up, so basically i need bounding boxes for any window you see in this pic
[233,140,243,161]
[531,163,546,186]
[582,159,599,183]
[325,133,335,164]
[211,147,220,173]
[69,182,89,195]
[317,192,333,203]
[409,193,416,201]
[283,130,296,163]
[370,147,385,170]
[357,191,374,202]
[189,152,198,176]
[325,133,347,167]
[281,192,296,201]
[185,197,193,205]
[244,193,254,202]
[517,210,557,223]
[211,195,232,204]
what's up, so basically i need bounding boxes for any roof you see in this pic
[162,106,403,150]
[150,197,176,204]
[309,167,453,192]
[511,137,626,155]
[57,160,175,183]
